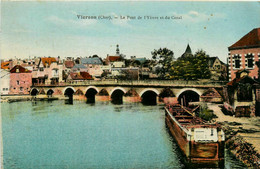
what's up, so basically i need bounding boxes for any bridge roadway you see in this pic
[31,80,226,104]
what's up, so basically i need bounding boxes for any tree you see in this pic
[167,49,211,80]
[151,48,174,79]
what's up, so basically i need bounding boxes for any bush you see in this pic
[199,109,216,121]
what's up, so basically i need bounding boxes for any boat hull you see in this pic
[165,109,224,166]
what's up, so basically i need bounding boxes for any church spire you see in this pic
[181,44,192,57]
[116,44,120,55]
[185,44,192,54]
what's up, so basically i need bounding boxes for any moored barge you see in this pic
[165,104,225,166]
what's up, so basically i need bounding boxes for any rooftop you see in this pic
[81,57,103,65]
[10,65,31,73]
[41,57,57,67]
[228,28,260,50]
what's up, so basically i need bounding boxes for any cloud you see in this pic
[47,15,97,28]
[173,11,225,23]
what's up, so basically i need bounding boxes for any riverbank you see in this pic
[1,95,32,103]
[1,95,68,103]
[1,95,168,105]
[208,103,260,168]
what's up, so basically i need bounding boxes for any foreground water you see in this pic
[1,100,245,169]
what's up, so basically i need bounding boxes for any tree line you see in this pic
[152,48,211,80]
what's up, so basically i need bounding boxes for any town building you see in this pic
[105,45,126,77]
[208,57,228,81]
[71,64,88,73]
[105,44,125,68]
[67,72,93,82]
[32,57,63,85]
[80,57,103,78]
[223,69,260,117]
[228,28,260,81]
[0,69,10,95]
[9,65,32,95]
[1,61,11,70]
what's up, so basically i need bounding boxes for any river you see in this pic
[1,100,246,169]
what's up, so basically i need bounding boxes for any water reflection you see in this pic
[86,97,95,104]
[65,98,73,105]
[113,105,124,112]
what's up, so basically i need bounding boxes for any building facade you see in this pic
[9,65,32,95]
[208,57,228,81]
[0,69,10,95]
[228,28,260,80]
[223,69,259,117]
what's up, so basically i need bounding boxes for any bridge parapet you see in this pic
[32,80,226,88]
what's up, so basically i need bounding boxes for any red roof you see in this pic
[107,56,121,62]
[1,61,10,70]
[10,65,31,73]
[229,28,260,50]
[41,57,57,67]
[65,61,75,68]
[227,75,258,86]
[80,72,93,79]
[69,72,93,80]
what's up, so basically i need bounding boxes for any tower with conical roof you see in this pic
[181,44,192,58]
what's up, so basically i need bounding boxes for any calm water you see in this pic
[1,100,245,169]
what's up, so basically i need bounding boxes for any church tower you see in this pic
[181,44,192,58]
[116,44,120,55]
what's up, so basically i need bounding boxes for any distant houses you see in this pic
[0,69,10,95]
[3,40,255,95]
[208,57,227,81]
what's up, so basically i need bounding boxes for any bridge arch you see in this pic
[177,89,201,106]
[140,88,159,105]
[47,89,54,96]
[176,88,202,98]
[85,87,99,103]
[64,87,75,104]
[139,88,160,97]
[110,87,127,96]
[110,87,126,104]
[30,88,39,96]
[63,86,76,95]
[84,86,99,94]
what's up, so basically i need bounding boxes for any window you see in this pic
[233,55,241,69]
[3,88,5,91]
[246,54,254,69]
[40,67,44,71]
[211,129,214,136]
[6,88,9,91]
[17,80,20,85]
[20,87,23,91]
[235,60,240,68]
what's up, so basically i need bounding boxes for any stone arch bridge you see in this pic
[31,80,225,105]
